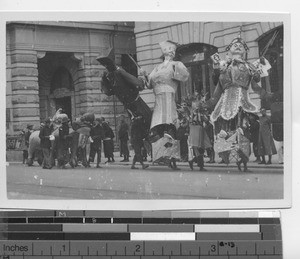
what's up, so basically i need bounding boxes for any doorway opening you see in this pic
[55,96,72,121]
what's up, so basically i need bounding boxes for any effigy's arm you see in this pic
[172,61,189,82]
[119,69,145,91]
[251,80,273,101]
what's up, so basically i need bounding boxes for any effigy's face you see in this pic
[164,49,175,58]
[230,42,246,56]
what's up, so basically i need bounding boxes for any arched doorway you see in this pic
[38,52,80,121]
[50,66,74,120]
[175,43,218,103]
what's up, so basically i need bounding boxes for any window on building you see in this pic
[175,43,218,104]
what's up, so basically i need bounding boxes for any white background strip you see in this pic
[194,224,260,233]
[130,232,195,241]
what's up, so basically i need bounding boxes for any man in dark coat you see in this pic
[22,124,34,164]
[249,113,260,162]
[130,116,149,170]
[57,119,70,169]
[118,115,130,162]
[88,118,104,168]
[39,118,52,169]
[258,108,277,164]
[102,120,115,163]
[96,48,152,132]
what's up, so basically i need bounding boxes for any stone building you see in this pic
[135,22,284,110]
[6,21,284,142]
[6,21,137,135]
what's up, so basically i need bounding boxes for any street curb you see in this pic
[7,161,283,170]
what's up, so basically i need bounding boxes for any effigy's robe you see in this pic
[214,130,250,164]
[152,135,181,163]
[210,60,259,123]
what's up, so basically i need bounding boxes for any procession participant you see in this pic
[118,115,130,162]
[57,116,70,169]
[130,116,149,170]
[39,118,52,169]
[187,90,211,171]
[88,118,104,168]
[76,113,94,167]
[258,108,277,164]
[249,113,261,162]
[177,115,189,162]
[207,35,268,169]
[22,124,34,164]
[236,116,252,172]
[204,115,215,163]
[96,48,152,131]
[146,40,189,170]
[102,119,115,163]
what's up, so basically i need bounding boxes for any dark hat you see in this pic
[96,48,115,63]
[95,117,102,122]
[225,36,249,52]
[44,118,51,123]
[27,124,34,129]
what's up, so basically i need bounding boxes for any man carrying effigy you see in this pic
[207,34,270,172]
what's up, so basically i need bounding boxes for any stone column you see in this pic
[7,49,40,133]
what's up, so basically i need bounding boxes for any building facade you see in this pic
[6,21,136,135]
[6,21,284,144]
[135,22,284,109]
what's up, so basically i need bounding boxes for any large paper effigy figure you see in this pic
[147,40,189,170]
[96,48,152,131]
[207,35,270,171]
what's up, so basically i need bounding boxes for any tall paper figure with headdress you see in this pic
[147,40,189,170]
[207,35,270,171]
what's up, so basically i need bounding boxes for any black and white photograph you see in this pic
[1,13,291,209]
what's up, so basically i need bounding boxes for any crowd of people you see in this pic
[20,35,283,171]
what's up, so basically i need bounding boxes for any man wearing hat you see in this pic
[88,117,104,168]
[96,48,152,131]
[39,118,52,169]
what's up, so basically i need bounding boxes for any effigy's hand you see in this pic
[252,71,261,83]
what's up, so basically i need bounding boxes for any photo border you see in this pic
[0,11,292,210]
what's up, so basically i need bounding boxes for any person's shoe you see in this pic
[199,167,207,171]
[96,164,102,168]
[254,158,261,162]
[219,160,225,164]
[124,159,129,162]
[279,162,284,164]
[172,166,181,171]
[188,161,194,170]
[244,167,251,172]
[131,165,138,169]
[142,164,149,170]
[120,159,126,162]
[111,158,115,162]
[258,161,266,164]
[266,161,272,165]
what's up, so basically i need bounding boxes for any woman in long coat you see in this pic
[258,108,277,164]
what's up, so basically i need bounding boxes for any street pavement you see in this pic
[6,152,283,200]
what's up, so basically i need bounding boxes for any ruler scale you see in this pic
[0,210,282,259]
